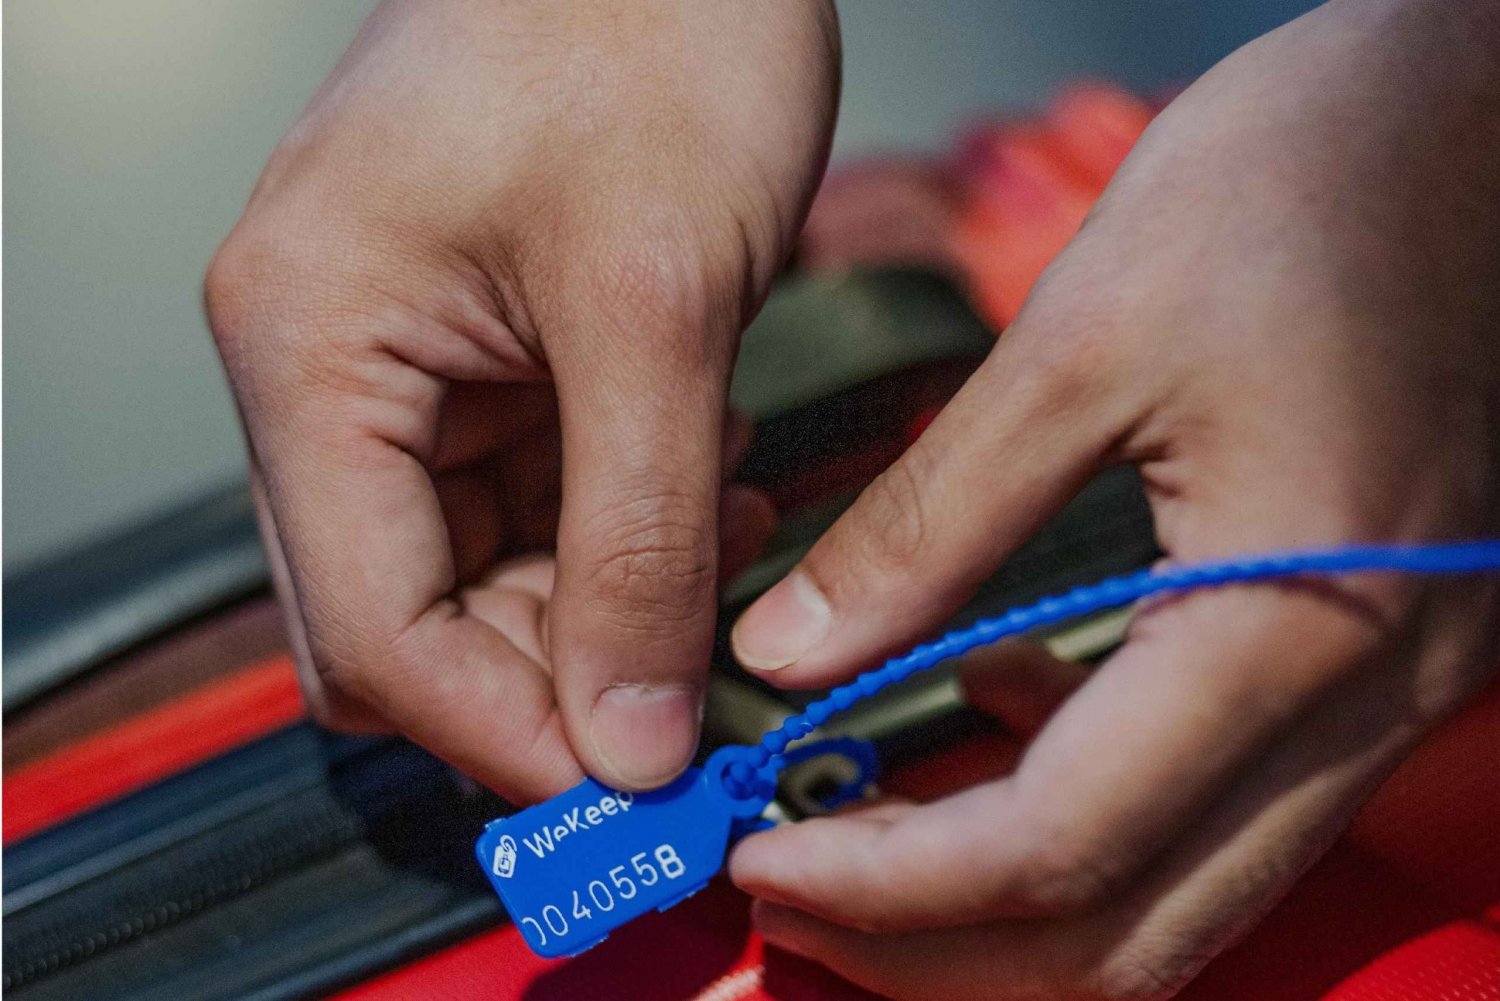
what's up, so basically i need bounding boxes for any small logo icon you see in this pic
[492,835,518,878]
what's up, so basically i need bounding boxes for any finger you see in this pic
[461,553,556,667]
[720,485,778,583]
[249,464,392,734]
[756,902,1090,1001]
[752,613,1466,1001]
[732,575,1403,931]
[448,408,754,570]
[430,382,557,472]
[455,483,771,682]
[434,463,508,584]
[223,315,582,802]
[730,316,1129,688]
[496,409,752,557]
[958,640,1090,738]
[545,270,742,791]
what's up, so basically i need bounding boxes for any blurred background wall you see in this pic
[3,0,1318,572]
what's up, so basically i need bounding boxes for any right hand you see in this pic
[728,3,1500,994]
[205,0,839,801]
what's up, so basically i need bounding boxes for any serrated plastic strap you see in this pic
[734,541,1500,779]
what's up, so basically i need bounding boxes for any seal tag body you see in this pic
[474,746,775,958]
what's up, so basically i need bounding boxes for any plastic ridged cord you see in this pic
[729,541,1500,786]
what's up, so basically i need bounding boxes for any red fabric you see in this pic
[950,85,1154,328]
[1177,843,1463,1001]
[2,655,303,843]
[336,881,880,1001]
[1322,922,1500,1000]
[1346,684,1500,915]
[1177,682,1500,1000]
[797,84,1156,333]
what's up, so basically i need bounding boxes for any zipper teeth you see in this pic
[3,800,363,992]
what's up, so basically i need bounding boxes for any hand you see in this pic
[729,2,1500,996]
[205,0,839,800]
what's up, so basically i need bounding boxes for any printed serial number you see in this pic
[517,843,687,947]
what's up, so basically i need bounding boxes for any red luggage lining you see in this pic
[1324,922,1500,1001]
[2,655,303,843]
[335,881,882,1001]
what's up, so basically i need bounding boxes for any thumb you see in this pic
[732,319,1131,689]
[545,281,742,791]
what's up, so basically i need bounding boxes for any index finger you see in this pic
[216,302,582,802]
[729,575,1401,930]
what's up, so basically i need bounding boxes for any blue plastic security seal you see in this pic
[476,540,1500,958]
[476,745,782,957]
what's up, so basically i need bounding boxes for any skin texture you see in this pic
[206,0,1500,996]
[207,0,839,800]
[728,1,1500,996]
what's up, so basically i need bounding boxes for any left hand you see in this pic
[727,2,1500,997]
[206,0,838,799]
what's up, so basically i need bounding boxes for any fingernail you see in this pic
[732,571,831,671]
[727,832,777,888]
[590,683,702,789]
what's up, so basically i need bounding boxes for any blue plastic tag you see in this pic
[475,746,777,958]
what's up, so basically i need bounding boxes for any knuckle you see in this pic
[596,240,694,326]
[205,234,433,422]
[845,451,933,580]
[1005,262,1127,415]
[545,209,745,366]
[1091,946,1201,1001]
[203,230,322,375]
[306,640,380,715]
[204,225,323,330]
[203,236,265,350]
[309,615,509,746]
[584,491,715,630]
[205,226,360,341]
[1009,838,1124,915]
[308,609,458,725]
[301,611,407,718]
